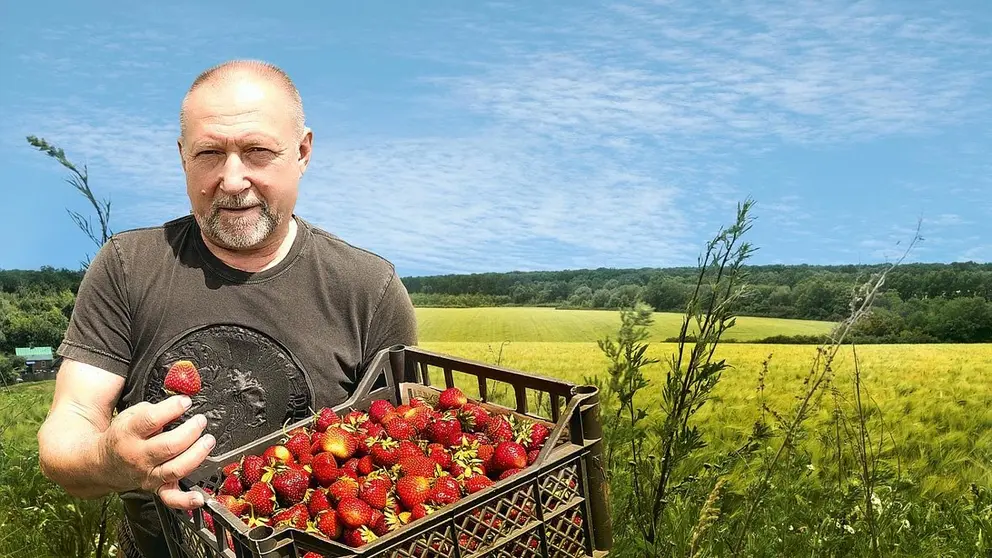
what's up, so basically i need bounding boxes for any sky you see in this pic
[1,1,990,278]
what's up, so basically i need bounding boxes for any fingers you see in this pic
[157,481,206,510]
[129,396,193,438]
[146,414,208,464]
[148,432,216,487]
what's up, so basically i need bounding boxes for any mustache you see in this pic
[211,193,266,211]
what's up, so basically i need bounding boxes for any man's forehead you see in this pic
[189,131,282,147]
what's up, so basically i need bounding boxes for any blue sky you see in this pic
[2,1,990,278]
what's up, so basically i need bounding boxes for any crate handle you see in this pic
[532,384,599,467]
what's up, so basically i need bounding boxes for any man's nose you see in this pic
[219,153,250,194]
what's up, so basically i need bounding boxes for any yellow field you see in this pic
[414,306,834,342]
[418,340,992,497]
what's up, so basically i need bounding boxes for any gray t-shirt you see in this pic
[57,213,418,557]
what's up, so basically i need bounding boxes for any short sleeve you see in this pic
[363,268,418,365]
[57,238,133,378]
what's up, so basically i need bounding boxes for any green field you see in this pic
[414,306,834,342]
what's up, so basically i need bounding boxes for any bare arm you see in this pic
[37,358,215,509]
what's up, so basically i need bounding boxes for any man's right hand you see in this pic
[101,395,216,509]
[38,359,215,510]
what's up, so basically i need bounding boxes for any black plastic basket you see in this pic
[154,344,612,558]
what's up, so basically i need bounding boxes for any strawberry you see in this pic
[310,452,339,487]
[395,475,432,509]
[364,422,386,440]
[285,432,313,461]
[243,481,277,517]
[222,462,240,477]
[476,443,495,469]
[403,406,435,432]
[438,387,468,410]
[463,475,494,494]
[491,442,528,472]
[427,444,453,470]
[384,418,416,441]
[369,509,389,536]
[328,477,360,504]
[424,416,461,445]
[457,403,490,432]
[271,466,310,506]
[342,410,369,431]
[304,552,328,558]
[370,438,400,467]
[337,496,373,529]
[272,503,310,530]
[410,396,430,408]
[356,455,375,476]
[317,427,357,460]
[368,400,394,424]
[410,503,434,521]
[307,488,332,516]
[396,440,425,459]
[521,422,551,451]
[163,360,201,396]
[313,407,341,432]
[486,415,514,444]
[430,476,462,506]
[240,454,266,489]
[215,494,248,516]
[342,526,378,547]
[219,472,243,497]
[359,478,391,510]
[450,460,485,480]
[448,432,478,448]
[398,456,439,478]
[312,508,343,540]
[262,444,295,466]
[527,449,541,466]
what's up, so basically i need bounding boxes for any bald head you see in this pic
[179,60,305,144]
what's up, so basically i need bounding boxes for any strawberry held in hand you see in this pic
[163,360,201,396]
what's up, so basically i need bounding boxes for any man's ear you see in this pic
[298,128,313,177]
[177,138,187,173]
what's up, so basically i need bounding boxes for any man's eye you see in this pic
[247,147,272,153]
[196,150,221,157]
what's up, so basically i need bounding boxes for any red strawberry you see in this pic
[384,418,416,441]
[222,462,240,477]
[312,509,343,540]
[285,432,313,461]
[215,494,248,516]
[313,408,341,432]
[368,400,394,423]
[522,422,551,451]
[239,454,265,489]
[492,442,528,472]
[369,509,389,536]
[425,416,461,445]
[243,481,277,517]
[163,360,201,396]
[370,438,400,467]
[463,475,494,494]
[398,456,439,478]
[364,422,386,440]
[527,449,541,466]
[395,475,432,509]
[272,503,310,530]
[427,444,453,470]
[356,455,375,476]
[410,503,434,521]
[437,387,467,410]
[328,477,360,504]
[337,496,373,529]
[486,415,513,443]
[448,432,478,448]
[307,488,332,516]
[450,460,485,480]
[219,473,243,497]
[430,476,462,506]
[303,553,327,558]
[310,452,339,487]
[359,478,391,510]
[403,406,435,432]
[317,427,357,460]
[342,526,377,547]
[396,440,425,459]
[262,445,295,466]
[272,466,310,506]
[458,403,491,432]
[342,410,370,430]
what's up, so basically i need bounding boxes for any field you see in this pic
[2,307,990,557]
[414,306,834,342]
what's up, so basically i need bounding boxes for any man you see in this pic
[36,59,418,558]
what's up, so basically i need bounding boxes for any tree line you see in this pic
[1,261,991,361]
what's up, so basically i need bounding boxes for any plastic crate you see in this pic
[154,344,612,558]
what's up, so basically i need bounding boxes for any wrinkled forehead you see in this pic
[182,77,298,141]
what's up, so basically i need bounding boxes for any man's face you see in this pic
[178,75,312,251]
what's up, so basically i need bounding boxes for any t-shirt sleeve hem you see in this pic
[57,339,131,379]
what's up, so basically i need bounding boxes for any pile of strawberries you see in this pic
[204,387,553,552]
